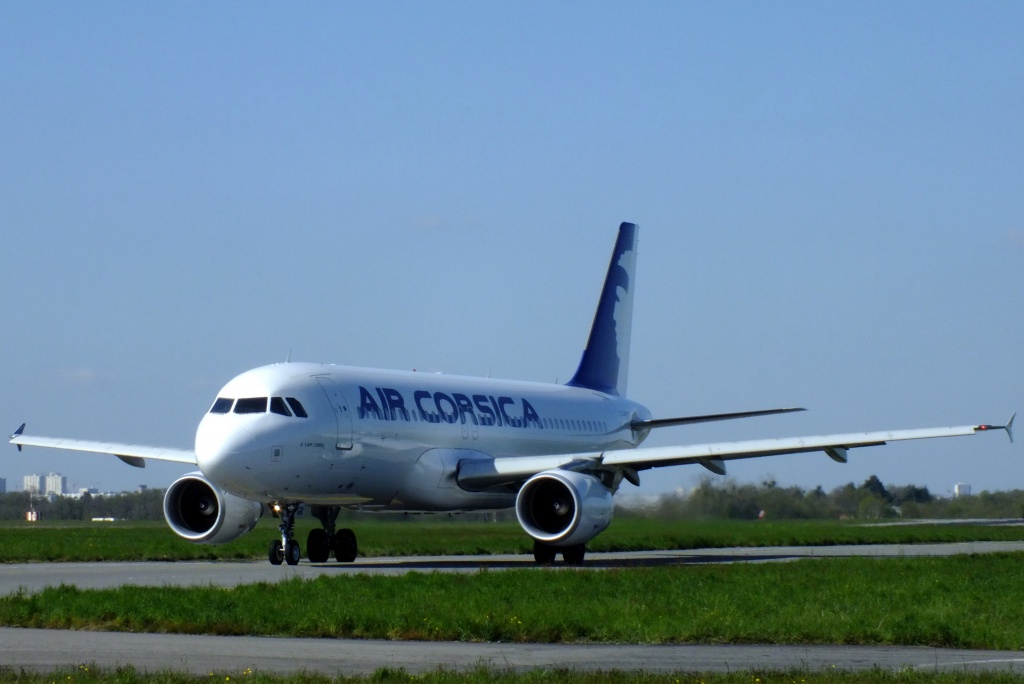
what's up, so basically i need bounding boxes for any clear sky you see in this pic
[1,3,1020,499]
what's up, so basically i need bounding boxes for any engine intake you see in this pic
[163,472,263,545]
[515,469,613,547]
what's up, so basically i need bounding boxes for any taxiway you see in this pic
[3,543,1024,675]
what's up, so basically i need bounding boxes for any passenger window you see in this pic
[234,397,268,414]
[286,397,308,418]
[270,397,291,416]
[209,398,234,414]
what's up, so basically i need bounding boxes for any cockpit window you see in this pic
[269,397,292,416]
[286,397,308,418]
[234,397,268,414]
[209,398,234,414]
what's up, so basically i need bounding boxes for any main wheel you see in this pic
[285,539,301,566]
[533,540,557,565]
[334,528,357,562]
[307,529,330,563]
[268,539,283,565]
[561,544,586,566]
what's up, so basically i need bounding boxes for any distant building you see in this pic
[23,474,43,494]
[0,477,6,494]
[44,473,68,496]
[954,483,972,498]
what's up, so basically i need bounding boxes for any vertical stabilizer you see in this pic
[567,222,638,396]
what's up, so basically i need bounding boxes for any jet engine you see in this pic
[515,469,613,547]
[163,472,263,545]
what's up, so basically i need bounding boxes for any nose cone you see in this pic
[195,413,257,483]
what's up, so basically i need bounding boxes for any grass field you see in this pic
[2,517,1023,562]
[3,553,1023,649]
[4,520,1023,682]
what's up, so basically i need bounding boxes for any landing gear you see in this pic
[309,505,358,563]
[269,540,283,565]
[268,503,359,565]
[334,528,357,562]
[533,540,557,565]
[306,528,331,563]
[268,503,301,566]
[533,540,586,566]
[285,539,301,565]
[561,543,586,566]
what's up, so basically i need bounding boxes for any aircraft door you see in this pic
[315,376,353,450]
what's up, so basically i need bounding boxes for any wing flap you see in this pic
[10,429,197,466]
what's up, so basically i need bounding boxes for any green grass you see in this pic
[4,667,1024,684]
[3,553,1023,649]
[2,518,1023,563]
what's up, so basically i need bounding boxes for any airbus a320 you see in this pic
[10,223,1014,565]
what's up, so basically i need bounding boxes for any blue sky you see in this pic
[1,2,1020,498]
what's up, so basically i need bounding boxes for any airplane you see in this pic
[10,222,1015,566]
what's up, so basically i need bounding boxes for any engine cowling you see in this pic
[515,469,613,547]
[163,472,263,545]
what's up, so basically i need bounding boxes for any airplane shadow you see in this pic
[309,552,802,572]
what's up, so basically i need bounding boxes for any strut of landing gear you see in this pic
[268,503,301,566]
[307,505,358,563]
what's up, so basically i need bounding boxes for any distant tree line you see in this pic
[620,475,1024,521]
[2,476,1023,522]
[0,489,165,521]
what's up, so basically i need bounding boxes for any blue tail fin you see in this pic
[567,222,638,396]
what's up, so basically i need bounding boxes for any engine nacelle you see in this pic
[515,469,613,547]
[163,472,263,545]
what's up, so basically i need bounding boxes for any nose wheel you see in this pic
[269,538,301,566]
[268,503,301,566]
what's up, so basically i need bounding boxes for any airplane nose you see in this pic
[194,414,256,477]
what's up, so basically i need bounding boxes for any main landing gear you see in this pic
[267,503,358,566]
[533,540,586,566]
[307,505,357,563]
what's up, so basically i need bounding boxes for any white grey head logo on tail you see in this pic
[567,223,638,396]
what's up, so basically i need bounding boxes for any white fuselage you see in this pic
[195,362,651,511]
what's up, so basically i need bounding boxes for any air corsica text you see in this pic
[357,386,542,428]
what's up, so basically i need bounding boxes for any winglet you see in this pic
[11,423,25,451]
[975,413,1015,443]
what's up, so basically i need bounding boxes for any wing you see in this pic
[632,407,805,430]
[457,415,1015,491]
[10,424,197,468]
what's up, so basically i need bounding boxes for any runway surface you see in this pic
[3,542,1024,675]
[3,541,1024,594]
[4,627,1024,675]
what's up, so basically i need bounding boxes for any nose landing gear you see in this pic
[268,503,301,566]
